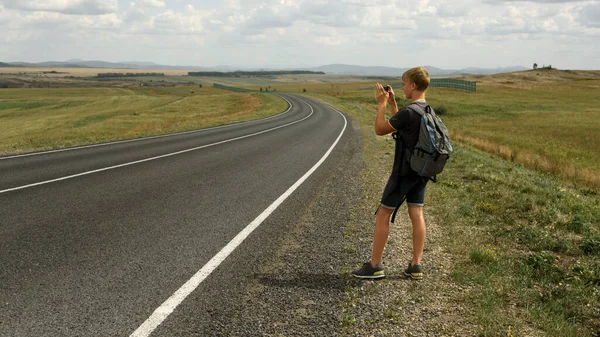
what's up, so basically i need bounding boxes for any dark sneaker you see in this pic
[404,263,423,280]
[352,262,385,279]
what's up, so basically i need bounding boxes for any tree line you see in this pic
[189,70,325,77]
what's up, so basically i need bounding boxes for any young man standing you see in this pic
[352,66,431,280]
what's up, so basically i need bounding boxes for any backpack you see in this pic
[380,103,453,224]
[406,103,452,181]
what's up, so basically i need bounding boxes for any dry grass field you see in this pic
[0,85,287,156]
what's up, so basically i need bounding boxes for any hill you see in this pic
[310,64,528,76]
[461,68,600,85]
[0,62,19,67]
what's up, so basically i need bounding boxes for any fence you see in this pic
[429,78,476,92]
[361,78,476,92]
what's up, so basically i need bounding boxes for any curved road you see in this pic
[0,94,356,336]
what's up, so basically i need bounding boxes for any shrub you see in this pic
[434,105,449,115]
[580,233,600,255]
[566,214,589,234]
[525,252,564,282]
[572,262,600,285]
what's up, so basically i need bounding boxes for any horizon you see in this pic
[0,59,546,71]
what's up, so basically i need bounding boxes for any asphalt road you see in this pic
[0,94,356,336]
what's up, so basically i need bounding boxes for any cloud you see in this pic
[242,4,295,33]
[579,3,600,27]
[137,0,165,9]
[484,0,589,3]
[2,0,117,15]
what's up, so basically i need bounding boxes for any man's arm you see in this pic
[374,83,396,136]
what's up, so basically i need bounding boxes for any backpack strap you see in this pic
[406,102,427,116]
[390,196,407,223]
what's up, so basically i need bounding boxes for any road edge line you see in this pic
[129,97,348,337]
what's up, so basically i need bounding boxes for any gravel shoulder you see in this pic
[210,114,364,336]
[342,197,480,336]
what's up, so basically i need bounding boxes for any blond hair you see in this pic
[402,67,430,91]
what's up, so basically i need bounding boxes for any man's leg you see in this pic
[371,206,394,266]
[407,206,426,266]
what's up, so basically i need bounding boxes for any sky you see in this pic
[0,0,599,70]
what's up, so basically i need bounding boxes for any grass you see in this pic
[292,79,600,188]
[0,86,287,155]
[302,77,600,335]
[431,145,600,336]
[425,81,600,188]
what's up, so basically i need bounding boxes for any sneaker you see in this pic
[404,263,423,280]
[352,262,385,279]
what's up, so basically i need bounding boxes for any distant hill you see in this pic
[463,68,600,85]
[5,60,214,71]
[310,64,529,76]
[0,62,19,67]
[309,64,409,76]
[1,60,529,76]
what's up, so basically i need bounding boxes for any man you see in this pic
[352,66,431,280]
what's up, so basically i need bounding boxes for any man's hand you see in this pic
[374,83,396,136]
[385,85,399,117]
[385,86,396,105]
[375,83,389,106]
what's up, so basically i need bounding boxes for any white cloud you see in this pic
[315,36,344,46]
[2,0,117,15]
[484,0,590,3]
[579,3,600,27]
[137,0,165,9]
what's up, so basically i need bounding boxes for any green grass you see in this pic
[0,86,287,155]
[429,145,600,336]
[302,78,600,336]
[296,80,600,188]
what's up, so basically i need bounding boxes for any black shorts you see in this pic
[380,173,428,209]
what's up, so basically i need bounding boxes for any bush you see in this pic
[566,214,589,234]
[580,233,600,255]
[434,105,449,115]
[525,252,564,282]
[571,262,600,285]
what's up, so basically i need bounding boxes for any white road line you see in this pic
[0,95,293,160]
[0,96,305,195]
[130,99,348,337]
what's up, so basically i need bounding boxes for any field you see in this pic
[1,67,599,335]
[266,70,600,188]
[0,86,287,155]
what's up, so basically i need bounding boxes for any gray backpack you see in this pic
[407,103,452,180]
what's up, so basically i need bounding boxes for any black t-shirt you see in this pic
[388,101,427,177]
